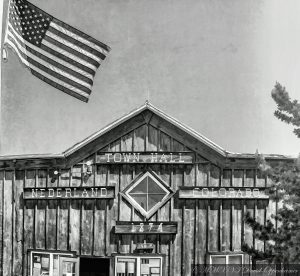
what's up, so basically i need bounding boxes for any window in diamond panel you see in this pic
[147,177,166,193]
[131,194,147,210]
[148,193,165,210]
[129,178,148,194]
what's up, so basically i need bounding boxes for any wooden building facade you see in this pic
[0,103,293,276]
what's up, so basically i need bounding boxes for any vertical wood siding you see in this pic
[0,124,278,276]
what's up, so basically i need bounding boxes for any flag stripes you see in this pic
[4,0,111,102]
[52,18,110,53]
[7,35,92,94]
[6,37,90,101]
[8,26,93,85]
[50,22,109,56]
[7,24,93,90]
[49,25,106,60]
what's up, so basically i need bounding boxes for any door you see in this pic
[59,257,79,276]
[80,257,110,276]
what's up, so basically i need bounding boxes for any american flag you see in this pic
[4,0,111,102]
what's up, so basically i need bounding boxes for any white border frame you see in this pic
[30,250,74,276]
[209,253,244,276]
[114,255,163,276]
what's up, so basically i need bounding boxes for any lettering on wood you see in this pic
[136,242,155,250]
[23,186,115,200]
[96,152,194,164]
[179,187,269,199]
[115,221,178,234]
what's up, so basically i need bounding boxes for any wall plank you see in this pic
[255,200,267,251]
[159,131,171,152]
[46,169,57,250]
[256,170,266,188]
[69,166,81,254]
[208,200,220,252]
[3,171,13,276]
[210,165,220,187]
[222,169,232,187]
[221,200,231,251]
[195,163,208,265]
[94,164,106,256]
[244,200,255,248]
[23,170,36,276]
[208,165,220,252]
[106,164,119,255]
[233,170,243,187]
[244,169,255,187]
[106,142,120,255]
[13,170,24,276]
[232,200,242,251]
[119,164,133,253]
[57,169,69,251]
[81,157,95,256]
[147,125,158,151]
[170,165,183,276]
[183,165,195,276]
[35,170,47,249]
[232,169,243,251]
[119,132,134,254]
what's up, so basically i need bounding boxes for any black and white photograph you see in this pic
[0,0,300,275]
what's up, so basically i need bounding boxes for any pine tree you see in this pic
[242,83,300,264]
[271,82,300,138]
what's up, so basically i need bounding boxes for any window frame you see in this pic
[29,249,76,276]
[120,170,174,219]
[209,253,244,265]
[208,253,244,276]
[114,255,163,276]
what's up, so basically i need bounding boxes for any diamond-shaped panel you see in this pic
[121,170,174,219]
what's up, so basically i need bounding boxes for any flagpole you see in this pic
[0,0,10,153]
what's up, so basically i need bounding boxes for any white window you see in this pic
[115,256,163,276]
[30,250,78,276]
[209,254,243,276]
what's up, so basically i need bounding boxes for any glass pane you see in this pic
[131,194,147,210]
[228,256,243,276]
[148,194,165,210]
[228,255,242,264]
[210,256,226,276]
[116,258,136,276]
[141,258,161,276]
[32,253,50,276]
[211,256,226,265]
[147,177,166,193]
[62,261,76,276]
[53,255,59,276]
[130,178,148,194]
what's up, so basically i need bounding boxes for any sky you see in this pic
[1,0,300,156]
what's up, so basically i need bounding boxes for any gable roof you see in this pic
[0,101,294,169]
[63,101,227,157]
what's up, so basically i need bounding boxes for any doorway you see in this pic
[80,257,110,276]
